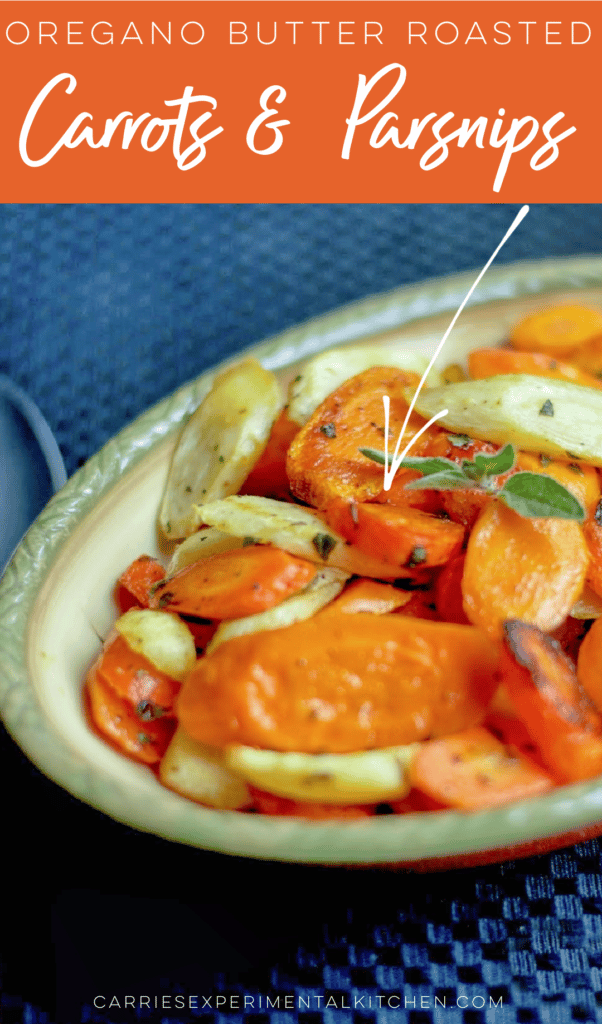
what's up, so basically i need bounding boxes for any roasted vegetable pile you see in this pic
[86,303,602,818]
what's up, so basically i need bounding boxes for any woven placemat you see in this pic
[1,203,602,1024]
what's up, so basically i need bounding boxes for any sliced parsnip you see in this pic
[207,567,348,653]
[225,743,419,804]
[195,495,405,579]
[115,608,196,682]
[288,343,439,426]
[159,359,282,539]
[160,728,251,809]
[406,375,602,465]
[168,528,244,575]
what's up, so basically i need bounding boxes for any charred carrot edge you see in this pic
[502,620,602,783]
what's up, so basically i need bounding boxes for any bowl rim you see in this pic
[3,254,602,865]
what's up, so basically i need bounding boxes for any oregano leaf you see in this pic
[398,456,465,476]
[404,471,476,491]
[359,447,391,467]
[472,443,516,479]
[498,472,585,521]
[360,448,465,475]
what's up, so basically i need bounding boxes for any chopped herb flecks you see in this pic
[447,433,473,449]
[312,533,336,560]
[136,700,164,722]
[539,399,554,417]
[408,546,427,567]
[320,423,337,438]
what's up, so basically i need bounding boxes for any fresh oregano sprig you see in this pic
[360,442,585,521]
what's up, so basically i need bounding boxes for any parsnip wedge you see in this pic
[288,343,438,426]
[159,359,282,539]
[115,608,196,682]
[406,375,602,465]
[225,743,419,804]
[207,567,348,653]
[168,528,244,575]
[160,728,251,809]
[194,495,414,579]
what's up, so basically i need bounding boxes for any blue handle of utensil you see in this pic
[0,376,67,570]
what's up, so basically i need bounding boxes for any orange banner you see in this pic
[0,1,599,201]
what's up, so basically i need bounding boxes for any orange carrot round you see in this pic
[409,727,553,811]
[114,555,166,613]
[285,366,439,508]
[150,546,317,620]
[509,305,602,358]
[177,613,499,753]
[95,632,181,712]
[87,667,176,764]
[462,500,589,637]
[323,499,464,570]
[469,346,602,390]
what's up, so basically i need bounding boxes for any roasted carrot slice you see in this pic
[502,620,602,783]
[469,347,602,390]
[177,613,499,753]
[285,366,442,509]
[322,499,464,570]
[150,546,317,620]
[95,632,181,713]
[249,787,375,818]
[329,578,411,615]
[240,410,299,501]
[114,555,166,613]
[87,668,176,764]
[435,554,470,625]
[462,500,589,638]
[509,305,602,358]
[577,617,602,713]
[409,727,553,811]
[439,488,492,531]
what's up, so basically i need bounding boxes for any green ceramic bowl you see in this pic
[4,257,602,869]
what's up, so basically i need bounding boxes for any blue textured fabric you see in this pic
[2,204,602,1024]
[1,204,601,475]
